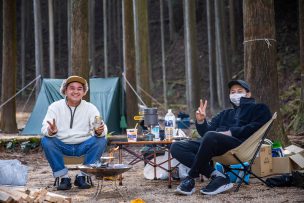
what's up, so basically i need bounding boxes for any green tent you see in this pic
[22,77,123,135]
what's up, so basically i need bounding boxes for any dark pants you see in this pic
[170,131,242,178]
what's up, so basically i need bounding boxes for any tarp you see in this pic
[22,77,123,135]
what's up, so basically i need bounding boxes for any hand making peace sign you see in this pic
[196,99,207,122]
[47,118,58,136]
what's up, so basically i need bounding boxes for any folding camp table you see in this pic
[111,140,175,188]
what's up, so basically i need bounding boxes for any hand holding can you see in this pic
[94,116,103,130]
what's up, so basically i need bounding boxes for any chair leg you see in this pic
[248,171,268,185]
[87,176,94,186]
[54,177,59,187]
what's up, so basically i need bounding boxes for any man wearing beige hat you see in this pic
[41,75,108,190]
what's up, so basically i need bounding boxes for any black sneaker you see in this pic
[175,176,195,195]
[74,175,92,189]
[200,174,233,195]
[57,177,72,190]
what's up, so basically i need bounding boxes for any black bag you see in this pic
[292,170,304,189]
[265,174,293,187]
[266,171,304,188]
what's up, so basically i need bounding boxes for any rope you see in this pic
[122,72,147,107]
[243,38,276,48]
[137,86,166,110]
[0,75,41,110]
[21,83,36,114]
[122,73,166,110]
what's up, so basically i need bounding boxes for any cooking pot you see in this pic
[144,108,158,126]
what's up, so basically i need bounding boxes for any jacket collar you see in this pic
[231,97,255,108]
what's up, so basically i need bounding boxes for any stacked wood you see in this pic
[0,186,71,203]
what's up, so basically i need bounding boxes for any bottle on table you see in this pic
[164,109,176,140]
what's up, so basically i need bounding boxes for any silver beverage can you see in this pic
[94,116,103,129]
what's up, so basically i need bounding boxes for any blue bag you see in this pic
[215,162,250,183]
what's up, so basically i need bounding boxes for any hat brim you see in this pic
[66,76,87,86]
[228,80,250,92]
[228,80,241,89]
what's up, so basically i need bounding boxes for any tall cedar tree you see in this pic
[133,0,152,107]
[183,0,199,116]
[243,0,288,144]
[123,0,138,127]
[291,0,304,134]
[0,0,18,133]
[71,0,90,101]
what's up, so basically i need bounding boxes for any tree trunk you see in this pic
[222,1,231,92]
[229,0,236,56]
[0,0,18,133]
[133,0,152,107]
[168,0,176,43]
[214,0,229,108]
[89,0,96,76]
[206,0,218,114]
[67,0,72,75]
[33,0,43,98]
[21,0,26,96]
[48,0,55,78]
[71,0,89,101]
[183,0,199,116]
[293,0,304,134]
[243,0,287,144]
[103,0,108,77]
[122,0,138,127]
[160,0,168,110]
[117,0,123,71]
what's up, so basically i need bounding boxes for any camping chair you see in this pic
[212,112,277,192]
[54,156,93,187]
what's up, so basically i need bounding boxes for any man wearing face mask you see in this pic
[171,79,272,196]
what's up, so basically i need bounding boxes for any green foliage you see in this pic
[280,83,304,134]
[2,138,41,153]
[106,131,115,139]
[292,102,304,134]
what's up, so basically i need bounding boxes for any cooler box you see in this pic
[215,162,250,183]
[176,117,190,129]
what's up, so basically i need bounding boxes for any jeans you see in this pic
[41,136,107,178]
[170,131,242,178]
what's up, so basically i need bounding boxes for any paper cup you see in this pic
[127,129,137,142]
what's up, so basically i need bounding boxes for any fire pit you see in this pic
[79,164,131,179]
[78,164,132,199]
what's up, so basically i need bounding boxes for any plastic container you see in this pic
[272,140,284,157]
[164,109,176,140]
[126,128,137,142]
[151,125,160,141]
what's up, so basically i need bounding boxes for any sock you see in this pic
[211,170,226,178]
[60,174,69,179]
[78,171,90,177]
[77,172,85,177]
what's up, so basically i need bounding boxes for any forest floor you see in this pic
[1,113,304,203]
[1,148,304,203]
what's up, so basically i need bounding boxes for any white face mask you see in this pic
[229,93,246,106]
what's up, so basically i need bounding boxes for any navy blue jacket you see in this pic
[196,97,272,142]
